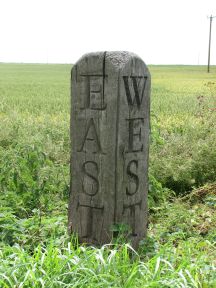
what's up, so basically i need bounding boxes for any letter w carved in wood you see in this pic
[123,76,148,108]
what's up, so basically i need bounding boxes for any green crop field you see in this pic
[0,64,216,287]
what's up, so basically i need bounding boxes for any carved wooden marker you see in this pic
[68,51,151,249]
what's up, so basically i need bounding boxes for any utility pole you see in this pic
[207,15,216,73]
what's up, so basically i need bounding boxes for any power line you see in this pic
[207,15,216,73]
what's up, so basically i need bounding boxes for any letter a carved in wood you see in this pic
[69,51,151,249]
[78,118,103,154]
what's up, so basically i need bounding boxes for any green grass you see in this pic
[0,197,215,287]
[0,64,216,287]
[150,66,216,193]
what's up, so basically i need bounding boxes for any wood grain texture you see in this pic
[68,51,151,249]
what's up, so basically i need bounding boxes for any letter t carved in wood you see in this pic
[69,51,151,249]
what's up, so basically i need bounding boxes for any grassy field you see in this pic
[0,64,216,287]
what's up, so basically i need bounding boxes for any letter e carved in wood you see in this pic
[80,75,107,110]
[126,118,144,153]
[69,52,151,249]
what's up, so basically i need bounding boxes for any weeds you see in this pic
[0,64,216,287]
[0,239,215,287]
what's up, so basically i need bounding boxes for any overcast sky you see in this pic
[0,0,216,65]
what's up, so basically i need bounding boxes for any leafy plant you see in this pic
[0,64,216,287]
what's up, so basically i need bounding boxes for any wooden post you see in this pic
[68,51,151,249]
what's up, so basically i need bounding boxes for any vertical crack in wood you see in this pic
[114,70,121,226]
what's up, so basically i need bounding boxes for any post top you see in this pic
[75,51,146,69]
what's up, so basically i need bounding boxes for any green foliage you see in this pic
[0,64,216,287]
[0,202,215,287]
[0,144,68,218]
[150,69,216,195]
[148,174,173,207]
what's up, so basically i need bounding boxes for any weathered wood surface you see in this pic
[68,51,151,248]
